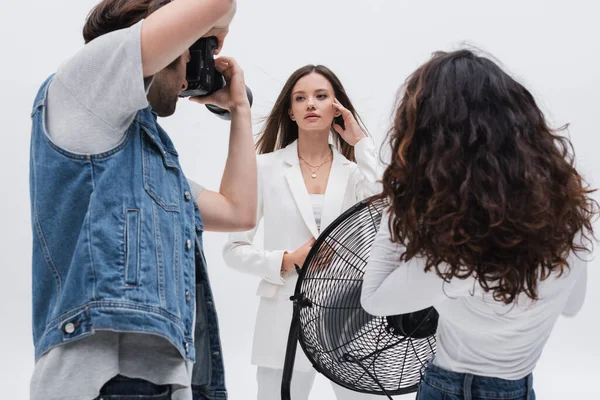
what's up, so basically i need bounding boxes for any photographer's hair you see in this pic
[82,0,180,68]
[256,65,368,162]
[381,49,597,304]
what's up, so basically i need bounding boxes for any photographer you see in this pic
[28,0,256,399]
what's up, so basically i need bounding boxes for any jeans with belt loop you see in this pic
[416,363,535,400]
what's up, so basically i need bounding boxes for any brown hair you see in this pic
[380,49,597,304]
[83,0,168,44]
[255,65,368,162]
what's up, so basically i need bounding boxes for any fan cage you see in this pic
[294,197,436,395]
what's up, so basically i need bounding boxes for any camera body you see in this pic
[179,36,253,120]
[179,36,222,98]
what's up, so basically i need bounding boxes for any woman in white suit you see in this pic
[223,65,382,399]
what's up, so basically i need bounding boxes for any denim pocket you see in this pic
[141,127,181,212]
[417,381,450,400]
[124,209,141,286]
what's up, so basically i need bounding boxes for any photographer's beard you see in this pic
[147,63,188,118]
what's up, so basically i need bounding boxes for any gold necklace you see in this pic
[298,153,331,179]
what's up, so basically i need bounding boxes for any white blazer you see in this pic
[223,137,382,371]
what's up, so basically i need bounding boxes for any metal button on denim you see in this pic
[186,291,191,302]
[186,240,192,250]
[184,191,191,201]
[64,323,75,334]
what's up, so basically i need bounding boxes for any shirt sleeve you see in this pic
[46,20,153,154]
[361,210,473,316]
[561,251,588,317]
[188,179,204,201]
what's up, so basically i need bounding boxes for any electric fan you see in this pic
[281,196,439,400]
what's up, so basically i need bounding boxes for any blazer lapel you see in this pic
[320,148,352,232]
[283,141,320,238]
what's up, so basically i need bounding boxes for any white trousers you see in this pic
[256,367,380,400]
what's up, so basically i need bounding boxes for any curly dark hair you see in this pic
[381,49,597,304]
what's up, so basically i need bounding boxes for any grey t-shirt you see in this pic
[30,20,200,400]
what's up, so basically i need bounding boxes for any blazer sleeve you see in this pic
[222,158,286,285]
[349,136,383,201]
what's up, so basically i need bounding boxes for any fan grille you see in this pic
[296,198,436,395]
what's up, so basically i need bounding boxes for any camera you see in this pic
[179,36,253,120]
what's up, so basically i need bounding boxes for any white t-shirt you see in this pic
[361,211,588,380]
[310,194,325,231]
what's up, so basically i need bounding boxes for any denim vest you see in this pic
[29,76,227,399]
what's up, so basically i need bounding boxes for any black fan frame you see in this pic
[288,196,433,396]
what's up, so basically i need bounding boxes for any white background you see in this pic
[0,0,598,398]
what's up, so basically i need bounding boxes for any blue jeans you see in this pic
[417,363,535,400]
[94,375,171,399]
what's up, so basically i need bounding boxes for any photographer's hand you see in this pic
[203,1,236,54]
[141,0,235,77]
[201,27,229,55]
[189,57,249,112]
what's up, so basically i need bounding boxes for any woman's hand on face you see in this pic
[332,98,367,146]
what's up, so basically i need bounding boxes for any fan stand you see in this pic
[281,292,308,400]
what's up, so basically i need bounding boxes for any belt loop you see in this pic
[463,373,473,400]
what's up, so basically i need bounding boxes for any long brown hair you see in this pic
[255,65,367,162]
[381,49,597,304]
